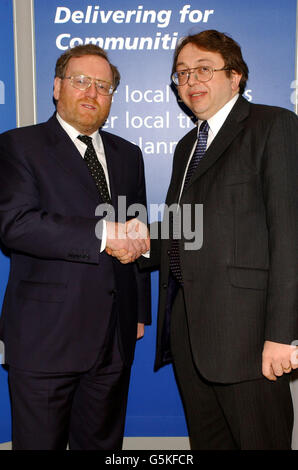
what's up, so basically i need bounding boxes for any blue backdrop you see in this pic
[0,0,296,442]
[0,0,16,444]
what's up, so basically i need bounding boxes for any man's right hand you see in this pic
[105,219,149,264]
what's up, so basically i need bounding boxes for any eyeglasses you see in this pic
[172,65,231,86]
[63,75,115,95]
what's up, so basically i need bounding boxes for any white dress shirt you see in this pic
[56,113,111,194]
[56,112,109,251]
[178,93,239,204]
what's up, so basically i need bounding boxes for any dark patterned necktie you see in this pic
[78,134,111,204]
[169,120,209,283]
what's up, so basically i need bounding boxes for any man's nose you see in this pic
[187,70,200,86]
[85,81,97,98]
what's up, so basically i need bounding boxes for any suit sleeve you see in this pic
[137,221,162,271]
[262,109,298,344]
[0,132,102,264]
[132,146,151,325]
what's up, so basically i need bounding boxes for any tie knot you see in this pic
[199,120,209,134]
[78,134,93,147]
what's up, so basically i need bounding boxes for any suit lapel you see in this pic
[45,117,130,210]
[100,131,122,209]
[166,128,197,204]
[182,96,250,195]
[45,115,104,203]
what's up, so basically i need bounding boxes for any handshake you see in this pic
[105,218,150,264]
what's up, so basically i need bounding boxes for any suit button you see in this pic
[167,250,171,255]
[162,283,168,289]
[109,289,117,297]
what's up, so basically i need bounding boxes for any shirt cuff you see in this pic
[100,219,107,252]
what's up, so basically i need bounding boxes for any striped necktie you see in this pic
[169,120,209,283]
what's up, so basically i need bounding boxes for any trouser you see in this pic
[8,327,131,450]
[170,284,294,450]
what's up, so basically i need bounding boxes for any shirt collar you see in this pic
[56,112,101,147]
[198,93,239,138]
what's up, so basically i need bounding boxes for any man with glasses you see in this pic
[132,29,298,449]
[0,44,150,449]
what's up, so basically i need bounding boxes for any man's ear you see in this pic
[53,77,61,101]
[231,70,242,92]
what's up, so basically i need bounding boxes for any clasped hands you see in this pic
[105,218,149,264]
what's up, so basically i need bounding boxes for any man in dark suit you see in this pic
[114,30,298,449]
[0,44,150,450]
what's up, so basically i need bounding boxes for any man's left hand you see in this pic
[262,340,298,381]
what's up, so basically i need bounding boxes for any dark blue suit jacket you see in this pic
[0,115,151,372]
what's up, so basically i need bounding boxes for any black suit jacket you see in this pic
[150,96,298,383]
[0,115,151,372]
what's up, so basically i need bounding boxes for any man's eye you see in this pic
[177,70,187,77]
[96,82,108,92]
[75,76,88,85]
[198,67,210,73]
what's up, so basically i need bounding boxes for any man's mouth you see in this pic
[189,91,207,99]
[81,103,97,110]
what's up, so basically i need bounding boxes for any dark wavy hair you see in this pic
[172,30,249,95]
